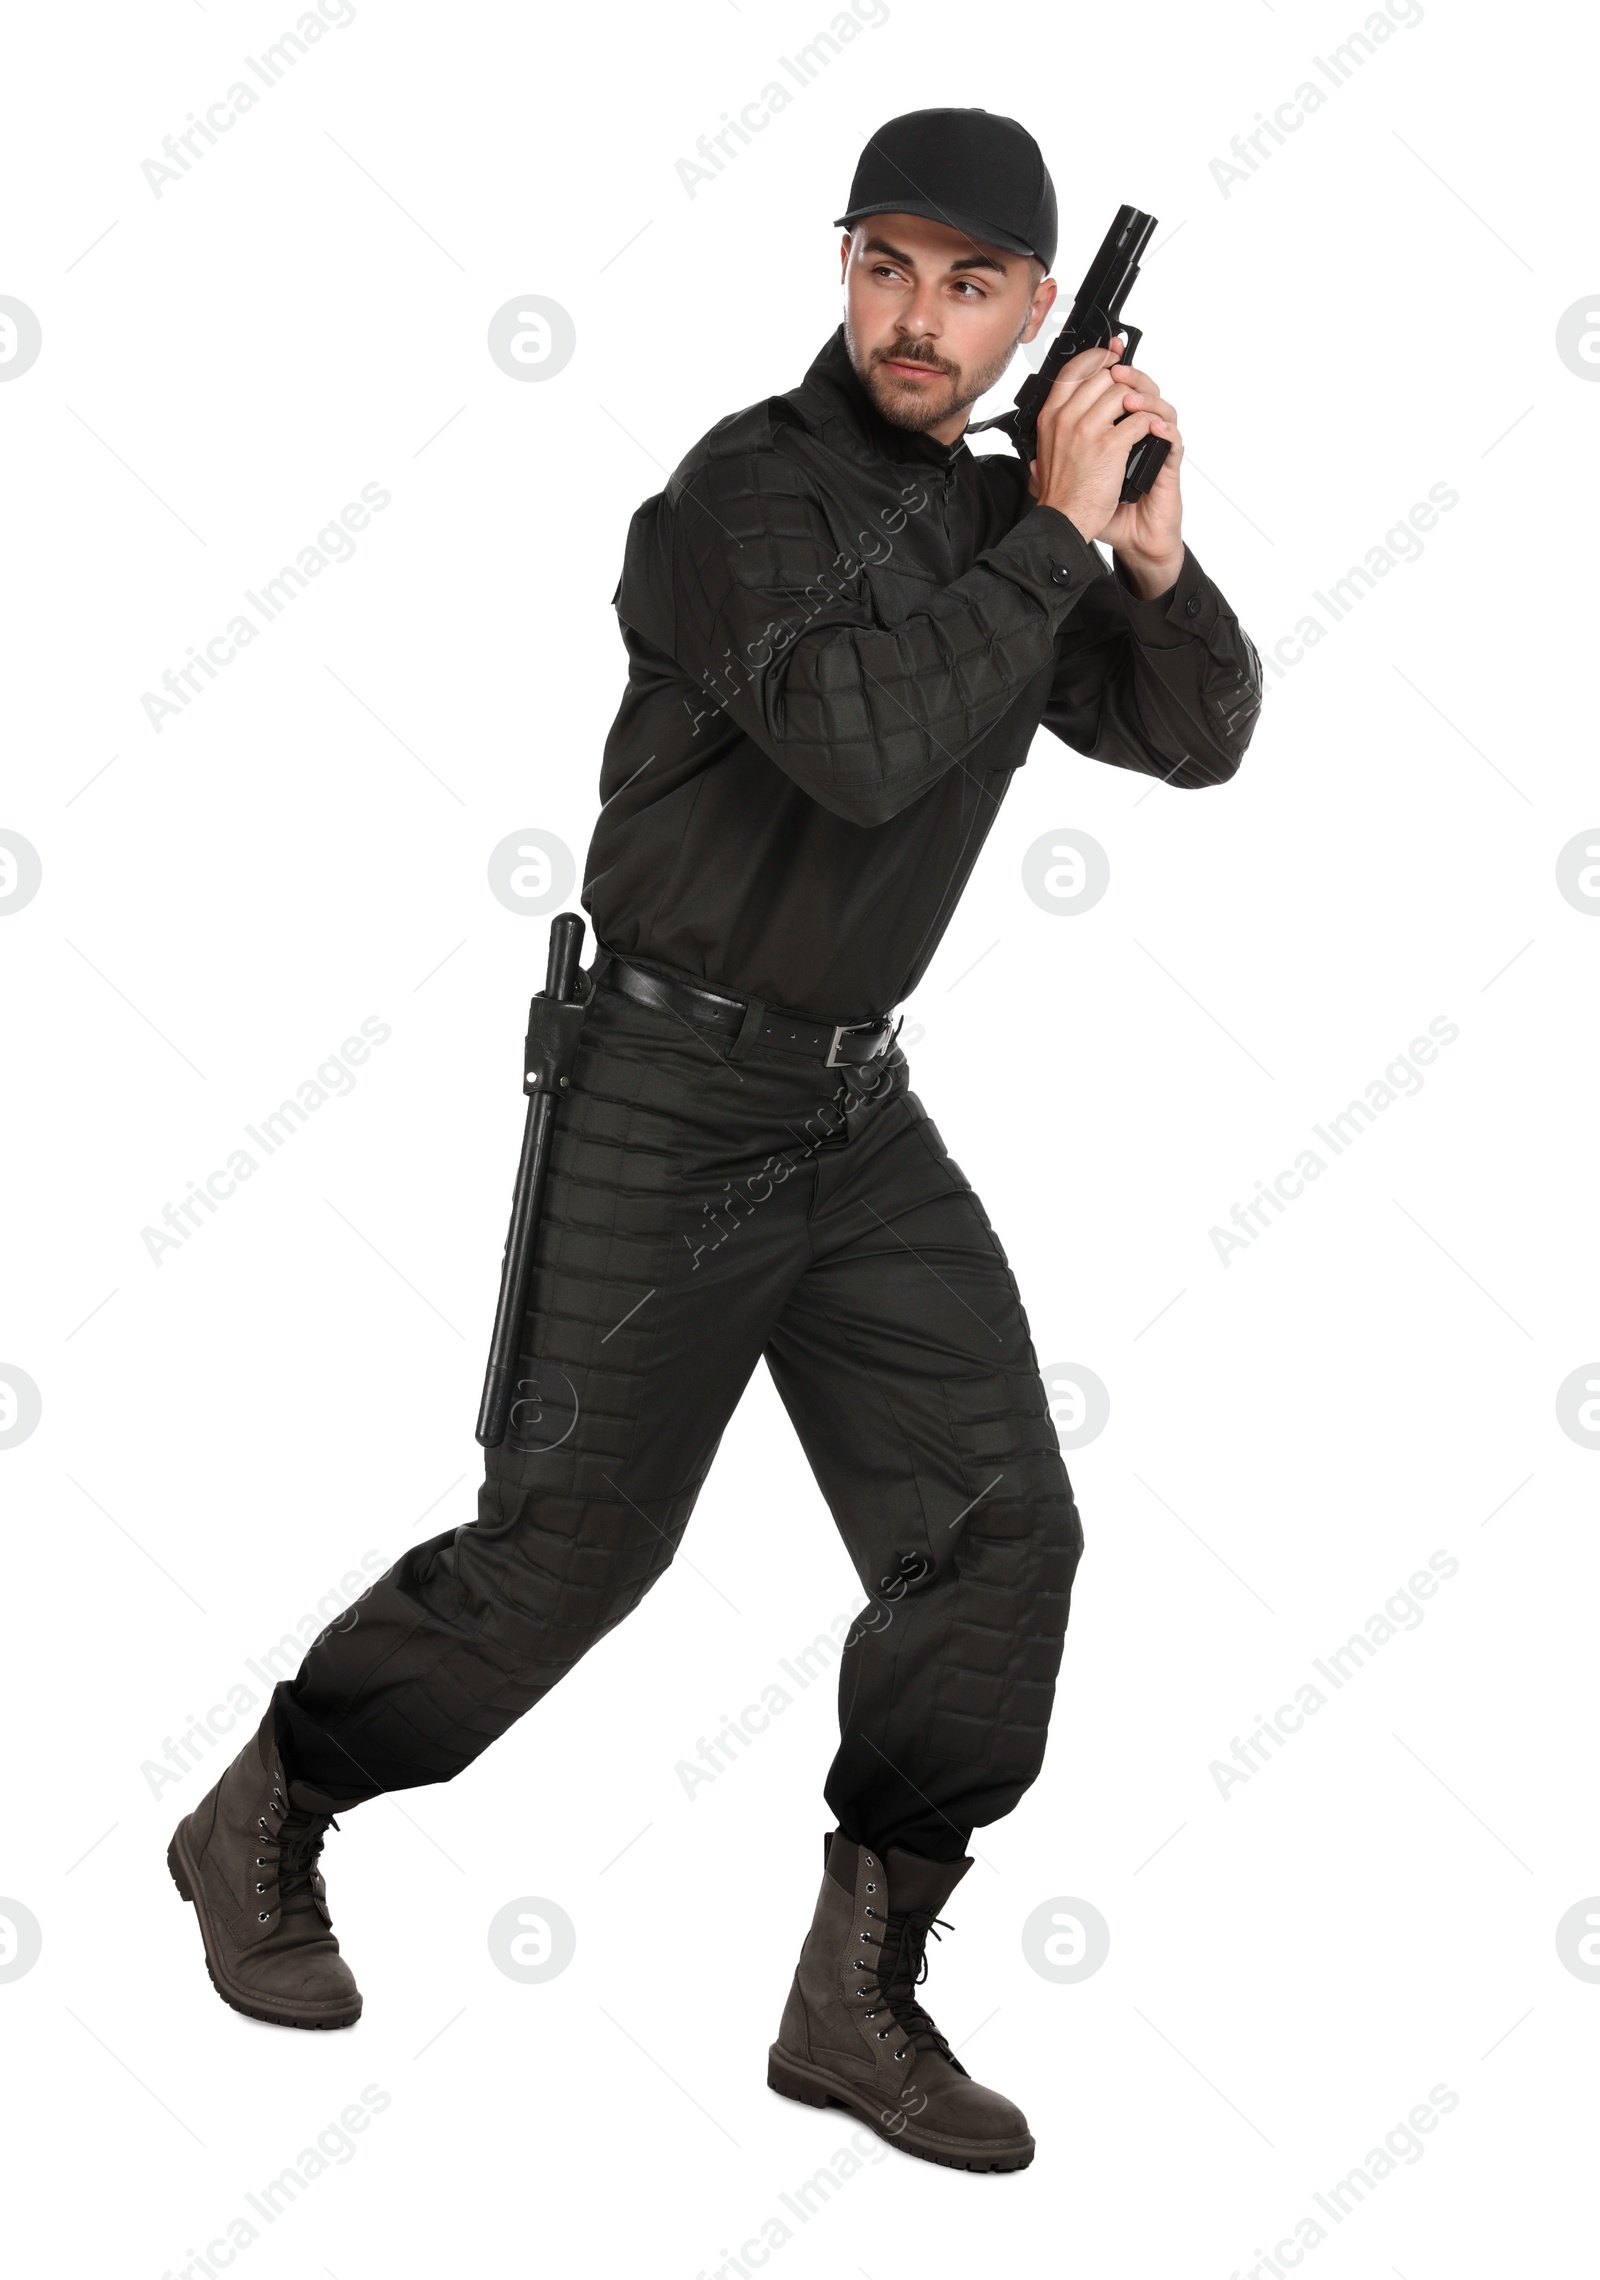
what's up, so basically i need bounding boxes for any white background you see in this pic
[2,0,1595,2273]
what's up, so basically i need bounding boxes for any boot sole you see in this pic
[766,2043,1034,2172]
[167,1830,362,2031]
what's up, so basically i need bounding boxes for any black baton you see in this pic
[475,910,588,1448]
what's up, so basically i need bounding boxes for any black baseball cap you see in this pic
[834,108,1057,272]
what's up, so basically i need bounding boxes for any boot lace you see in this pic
[858,1906,969,2074]
[253,1786,339,1921]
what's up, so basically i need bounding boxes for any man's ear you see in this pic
[1019,274,1058,346]
[840,230,854,281]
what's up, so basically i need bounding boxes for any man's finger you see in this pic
[1109,361,1161,399]
[1116,385,1178,426]
[1097,407,1160,453]
[1042,336,1127,404]
[1038,360,1122,430]
[1080,385,1158,440]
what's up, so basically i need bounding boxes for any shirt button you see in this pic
[1185,594,1201,616]
[1050,564,1074,587]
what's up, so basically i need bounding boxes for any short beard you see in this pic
[847,313,1031,435]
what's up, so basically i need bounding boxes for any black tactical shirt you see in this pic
[583,325,1262,1024]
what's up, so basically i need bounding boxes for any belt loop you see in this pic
[726,995,767,1063]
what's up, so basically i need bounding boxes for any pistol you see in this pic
[974,202,1169,502]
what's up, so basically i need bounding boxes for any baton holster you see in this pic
[522,993,587,1100]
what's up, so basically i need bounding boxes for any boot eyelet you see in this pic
[257,1910,270,1923]
[255,1882,267,1893]
[858,1932,871,1943]
[894,2049,907,2061]
[863,1854,874,1866]
[866,1882,876,1893]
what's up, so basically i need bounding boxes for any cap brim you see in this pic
[833,198,1043,265]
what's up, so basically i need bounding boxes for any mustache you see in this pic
[873,339,957,378]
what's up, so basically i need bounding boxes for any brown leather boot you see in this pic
[167,1701,364,2029]
[768,1830,1035,2171]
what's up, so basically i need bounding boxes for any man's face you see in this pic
[841,213,1056,444]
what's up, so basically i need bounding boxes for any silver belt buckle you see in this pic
[826,1018,892,1068]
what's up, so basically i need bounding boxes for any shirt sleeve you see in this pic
[1041,541,1264,786]
[660,456,1107,827]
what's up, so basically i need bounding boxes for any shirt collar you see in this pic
[781,325,972,473]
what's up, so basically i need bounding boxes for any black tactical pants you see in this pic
[281,958,1084,1860]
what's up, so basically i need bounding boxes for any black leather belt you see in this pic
[601,954,899,1067]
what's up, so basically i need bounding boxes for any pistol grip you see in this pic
[1120,433,1171,503]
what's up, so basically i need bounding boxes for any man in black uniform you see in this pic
[169,109,1261,2170]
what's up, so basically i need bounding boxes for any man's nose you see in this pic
[898,283,943,336]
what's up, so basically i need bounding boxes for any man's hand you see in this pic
[1099,352,1185,595]
[1029,333,1185,596]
